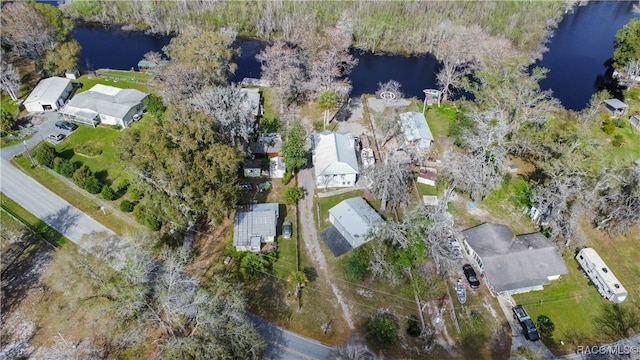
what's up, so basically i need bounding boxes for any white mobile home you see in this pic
[576,247,627,303]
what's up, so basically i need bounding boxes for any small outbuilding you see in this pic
[243,159,263,178]
[629,113,640,130]
[269,156,285,179]
[233,203,279,252]
[604,99,629,117]
[329,197,384,249]
[417,167,438,186]
[462,223,568,295]
[65,70,80,80]
[249,133,283,158]
[23,77,73,112]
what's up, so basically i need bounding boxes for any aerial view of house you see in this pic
[2,1,639,359]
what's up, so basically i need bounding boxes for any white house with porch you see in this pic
[399,111,434,151]
[59,84,148,128]
[312,131,359,189]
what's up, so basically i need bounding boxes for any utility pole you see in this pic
[23,141,37,167]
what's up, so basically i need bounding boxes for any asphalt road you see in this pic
[247,313,334,360]
[1,112,115,248]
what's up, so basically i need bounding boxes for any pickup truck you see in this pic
[512,305,540,341]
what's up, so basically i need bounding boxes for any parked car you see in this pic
[463,264,480,289]
[55,120,78,131]
[282,221,292,239]
[48,133,66,142]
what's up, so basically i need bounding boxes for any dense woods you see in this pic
[61,0,575,57]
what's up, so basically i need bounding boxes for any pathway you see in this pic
[297,167,355,330]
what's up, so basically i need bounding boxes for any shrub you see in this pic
[73,164,94,188]
[129,187,144,200]
[111,124,122,130]
[75,141,102,156]
[132,202,146,224]
[536,315,555,340]
[281,171,293,185]
[407,315,421,337]
[344,248,370,282]
[119,199,134,212]
[101,185,115,200]
[366,314,398,347]
[84,176,101,194]
[612,117,626,128]
[53,157,77,177]
[145,93,166,118]
[145,216,161,231]
[283,186,303,204]
[602,118,616,134]
[34,143,57,168]
[612,134,624,147]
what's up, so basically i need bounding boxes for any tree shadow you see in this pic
[42,205,82,237]
[57,148,75,160]
[303,267,318,282]
[0,238,54,323]
[94,170,110,187]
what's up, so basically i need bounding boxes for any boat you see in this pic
[456,278,466,304]
[361,148,375,168]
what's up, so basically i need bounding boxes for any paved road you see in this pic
[1,112,115,248]
[247,313,334,360]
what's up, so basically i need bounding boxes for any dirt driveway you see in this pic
[297,167,355,330]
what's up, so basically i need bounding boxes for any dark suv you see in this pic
[463,264,481,289]
[55,120,78,131]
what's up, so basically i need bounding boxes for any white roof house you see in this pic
[60,84,148,128]
[233,203,279,252]
[604,98,629,117]
[23,77,74,112]
[329,197,384,249]
[399,112,434,151]
[462,223,568,295]
[312,132,359,189]
[576,247,627,303]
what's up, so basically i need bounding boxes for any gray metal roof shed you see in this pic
[329,197,384,248]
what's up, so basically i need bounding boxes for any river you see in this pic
[70,1,639,111]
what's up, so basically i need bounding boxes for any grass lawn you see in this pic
[512,225,640,354]
[11,155,142,236]
[73,74,151,95]
[1,192,68,246]
[97,69,152,82]
[55,125,129,190]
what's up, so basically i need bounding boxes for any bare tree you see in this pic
[159,62,206,105]
[191,84,256,149]
[305,24,358,98]
[363,153,412,212]
[445,109,508,200]
[256,40,306,114]
[0,55,20,102]
[593,165,640,236]
[0,2,56,59]
[623,58,640,87]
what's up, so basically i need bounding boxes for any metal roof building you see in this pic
[59,84,148,128]
[399,112,434,151]
[329,197,384,249]
[23,77,73,112]
[233,203,279,252]
[312,131,359,188]
[462,223,568,295]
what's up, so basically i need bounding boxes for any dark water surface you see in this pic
[71,1,639,110]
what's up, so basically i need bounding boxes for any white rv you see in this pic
[576,248,627,303]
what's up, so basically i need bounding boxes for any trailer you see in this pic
[575,247,627,303]
[512,305,539,341]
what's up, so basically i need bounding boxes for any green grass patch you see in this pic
[1,131,31,148]
[512,253,604,348]
[73,74,150,95]
[55,125,129,190]
[316,190,364,230]
[1,192,68,246]
[97,69,151,82]
[424,103,457,140]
